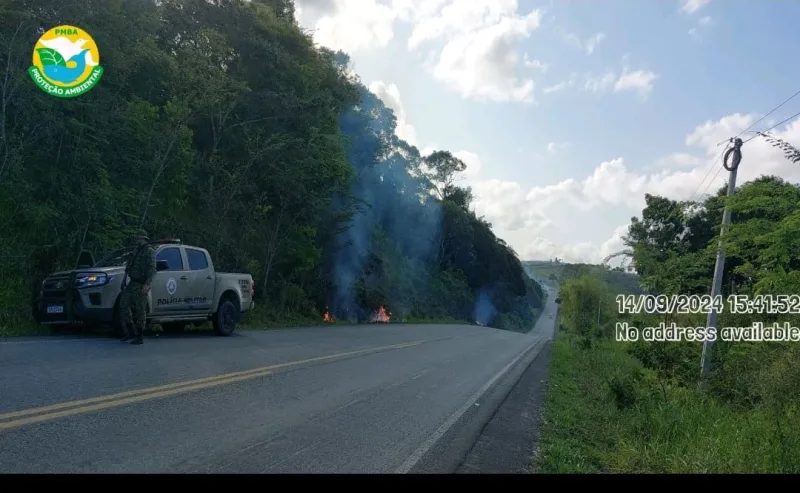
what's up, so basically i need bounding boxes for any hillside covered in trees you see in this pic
[537,172,800,472]
[523,260,642,294]
[0,0,544,335]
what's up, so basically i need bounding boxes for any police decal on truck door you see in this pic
[151,246,190,313]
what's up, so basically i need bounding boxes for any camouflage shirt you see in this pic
[126,244,156,285]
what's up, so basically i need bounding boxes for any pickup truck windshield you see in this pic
[93,247,136,268]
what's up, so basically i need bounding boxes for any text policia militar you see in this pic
[616,294,800,315]
[616,322,800,342]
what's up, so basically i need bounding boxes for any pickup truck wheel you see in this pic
[213,299,237,336]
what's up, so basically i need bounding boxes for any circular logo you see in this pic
[166,278,177,295]
[29,25,104,98]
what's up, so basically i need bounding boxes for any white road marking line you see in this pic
[394,335,546,474]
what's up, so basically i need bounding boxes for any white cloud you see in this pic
[407,0,544,103]
[521,237,595,264]
[599,225,630,261]
[523,54,548,72]
[582,61,658,98]
[420,145,438,157]
[297,0,546,103]
[454,150,483,177]
[295,0,398,53]
[546,142,570,154]
[368,80,482,179]
[652,152,703,170]
[471,179,552,232]
[470,112,800,263]
[368,81,418,146]
[557,29,606,55]
[392,0,450,23]
[584,72,616,93]
[585,32,606,55]
[614,69,658,96]
[681,0,711,15]
[543,77,576,94]
[521,224,628,264]
[543,83,566,94]
[689,15,714,39]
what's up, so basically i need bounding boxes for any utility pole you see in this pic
[700,138,743,387]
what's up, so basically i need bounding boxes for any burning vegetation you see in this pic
[369,306,391,323]
[323,306,390,323]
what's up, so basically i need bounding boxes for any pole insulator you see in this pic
[723,137,743,171]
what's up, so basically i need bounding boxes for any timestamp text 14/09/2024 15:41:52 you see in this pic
[615,294,800,315]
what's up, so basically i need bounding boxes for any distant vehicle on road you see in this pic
[33,239,255,336]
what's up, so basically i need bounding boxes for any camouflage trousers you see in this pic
[120,282,147,339]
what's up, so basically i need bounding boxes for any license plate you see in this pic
[46,305,64,314]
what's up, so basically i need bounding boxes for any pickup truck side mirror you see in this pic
[77,250,94,269]
[156,260,169,271]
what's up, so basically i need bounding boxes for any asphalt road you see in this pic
[0,297,557,473]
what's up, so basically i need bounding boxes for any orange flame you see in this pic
[370,306,391,323]
[323,310,334,323]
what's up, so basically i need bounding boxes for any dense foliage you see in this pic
[623,175,800,405]
[0,0,543,334]
[523,260,642,295]
[546,172,800,472]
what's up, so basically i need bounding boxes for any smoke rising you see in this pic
[473,288,497,326]
[330,82,442,321]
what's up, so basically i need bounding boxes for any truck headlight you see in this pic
[75,273,113,288]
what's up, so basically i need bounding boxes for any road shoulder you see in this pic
[456,340,553,473]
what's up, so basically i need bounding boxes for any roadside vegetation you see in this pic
[0,0,543,337]
[524,261,642,294]
[535,170,800,473]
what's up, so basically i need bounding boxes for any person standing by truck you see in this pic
[120,229,156,345]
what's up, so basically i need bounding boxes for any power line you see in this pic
[687,88,800,211]
[690,147,727,202]
[699,162,725,198]
[699,88,800,200]
[742,109,800,144]
[716,88,800,146]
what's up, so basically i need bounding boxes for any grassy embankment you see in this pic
[532,272,800,473]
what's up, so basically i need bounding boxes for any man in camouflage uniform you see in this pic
[120,229,156,345]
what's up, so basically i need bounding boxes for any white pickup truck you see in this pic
[34,239,255,336]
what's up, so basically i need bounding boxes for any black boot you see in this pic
[129,323,143,344]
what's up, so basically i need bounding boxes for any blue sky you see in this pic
[295,0,800,264]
